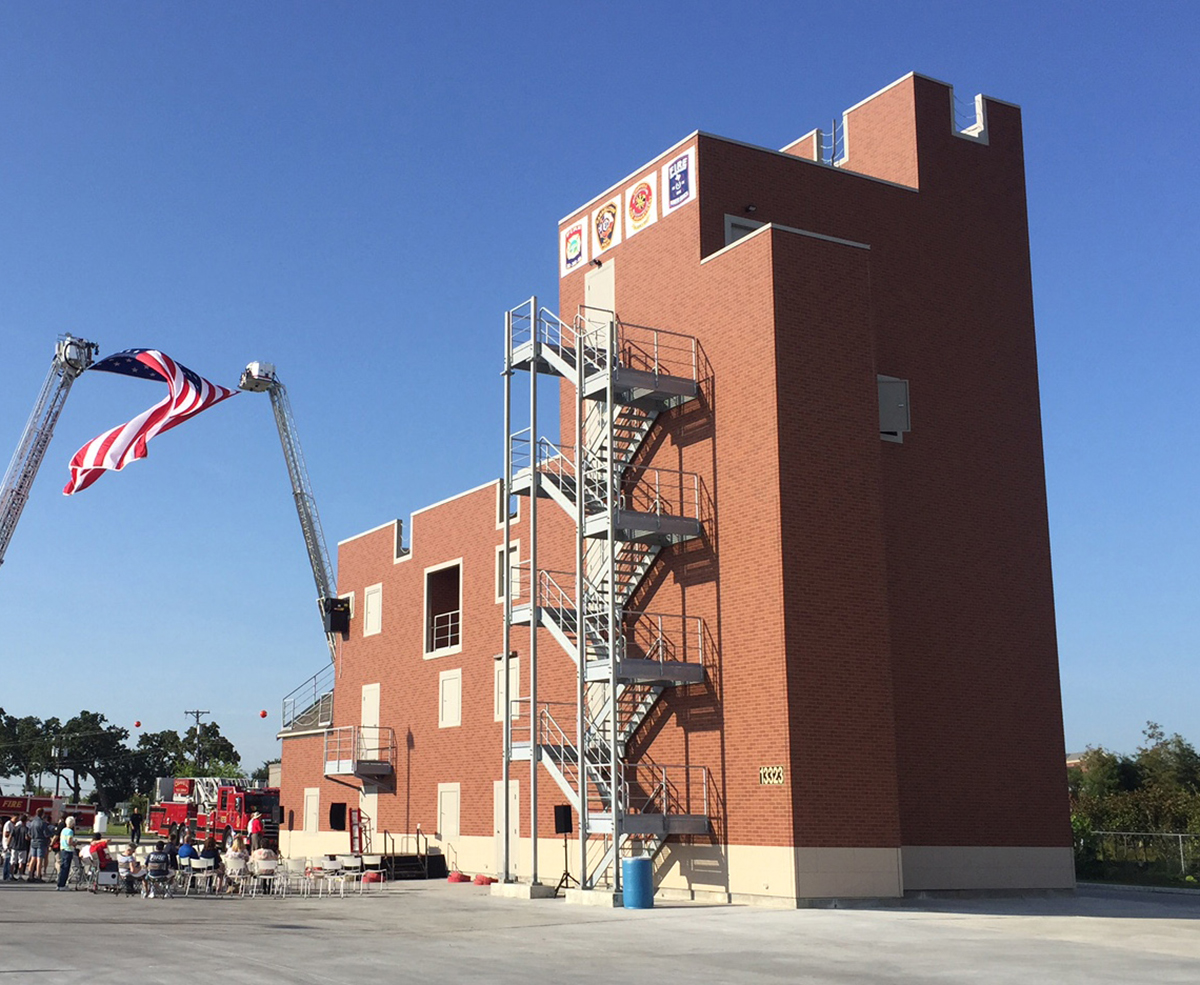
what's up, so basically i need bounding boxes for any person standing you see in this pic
[55,815,77,891]
[10,815,30,880]
[248,811,264,852]
[28,808,51,882]
[128,807,143,848]
[1,815,12,881]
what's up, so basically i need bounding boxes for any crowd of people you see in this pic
[2,808,279,897]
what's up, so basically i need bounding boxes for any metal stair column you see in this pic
[528,296,541,888]
[501,306,514,883]
[604,313,623,897]
[574,306,589,888]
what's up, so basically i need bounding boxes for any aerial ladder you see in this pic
[0,335,99,569]
[239,361,347,662]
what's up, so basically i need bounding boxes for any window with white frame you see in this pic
[363,583,383,637]
[495,541,520,603]
[439,668,462,728]
[424,560,462,656]
[494,656,520,722]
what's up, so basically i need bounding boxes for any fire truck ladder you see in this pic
[239,362,342,666]
[502,299,710,896]
[0,335,98,570]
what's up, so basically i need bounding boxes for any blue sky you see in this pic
[1,1,1197,776]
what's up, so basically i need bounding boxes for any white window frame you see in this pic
[423,558,464,658]
[496,480,520,529]
[494,656,520,723]
[363,583,383,637]
[439,668,463,729]
[495,540,521,604]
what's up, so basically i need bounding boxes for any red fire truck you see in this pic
[146,777,280,846]
[0,794,97,828]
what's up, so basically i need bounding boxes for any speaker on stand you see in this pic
[553,805,578,895]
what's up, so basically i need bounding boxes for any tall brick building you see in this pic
[279,72,1073,904]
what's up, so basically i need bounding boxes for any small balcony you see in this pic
[281,663,335,732]
[323,725,397,778]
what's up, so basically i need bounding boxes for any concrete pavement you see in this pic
[1,878,1198,984]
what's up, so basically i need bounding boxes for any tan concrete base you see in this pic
[565,888,623,907]
[900,845,1076,891]
[489,881,558,900]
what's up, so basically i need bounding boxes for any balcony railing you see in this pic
[429,609,460,650]
[323,725,397,776]
[281,662,335,731]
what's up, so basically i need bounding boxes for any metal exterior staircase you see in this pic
[502,299,711,892]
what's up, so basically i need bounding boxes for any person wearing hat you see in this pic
[248,811,264,852]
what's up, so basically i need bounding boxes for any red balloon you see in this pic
[134,721,141,728]
[260,710,268,718]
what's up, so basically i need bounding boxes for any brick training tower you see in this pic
[281,72,1072,904]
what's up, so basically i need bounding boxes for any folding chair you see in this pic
[249,857,282,897]
[360,854,386,893]
[223,856,249,895]
[320,857,346,898]
[337,855,364,894]
[282,858,312,898]
[185,856,218,895]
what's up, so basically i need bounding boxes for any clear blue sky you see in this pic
[2,1,1196,775]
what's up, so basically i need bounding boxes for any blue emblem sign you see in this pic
[668,153,691,209]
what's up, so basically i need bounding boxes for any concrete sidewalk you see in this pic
[2,879,1198,984]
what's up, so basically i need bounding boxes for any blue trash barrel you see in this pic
[622,857,653,909]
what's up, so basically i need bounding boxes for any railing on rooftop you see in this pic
[281,662,335,731]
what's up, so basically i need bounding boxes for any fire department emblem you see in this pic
[564,223,584,269]
[595,204,618,250]
[627,181,654,231]
[668,152,692,209]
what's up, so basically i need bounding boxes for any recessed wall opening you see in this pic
[426,562,462,653]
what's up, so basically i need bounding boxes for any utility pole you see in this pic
[184,710,209,773]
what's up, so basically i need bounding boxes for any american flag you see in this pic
[63,349,237,495]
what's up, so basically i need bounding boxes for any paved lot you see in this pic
[2,879,1198,984]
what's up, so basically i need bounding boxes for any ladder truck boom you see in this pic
[239,361,345,661]
[0,335,98,569]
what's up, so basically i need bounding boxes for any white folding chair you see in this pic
[283,858,311,897]
[223,856,249,895]
[321,857,346,898]
[360,854,385,893]
[185,856,217,895]
[337,855,364,894]
[249,857,282,897]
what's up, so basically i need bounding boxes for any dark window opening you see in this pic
[426,564,461,651]
[329,803,348,831]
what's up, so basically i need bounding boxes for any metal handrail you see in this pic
[622,763,709,818]
[281,662,335,730]
[323,725,397,768]
[617,463,703,521]
[430,609,460,650]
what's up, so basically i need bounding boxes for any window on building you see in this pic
[877,375,911,443]
[494,655,520,722]
[363,583,382,637]
[424,561,462,655]
[496,480,519,528]
[439,668,463,728]
[724,213,765,246]
[329,802,348,831]
[495,541,520,603]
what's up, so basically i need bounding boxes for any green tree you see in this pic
[181,721,241,774]
[250,759,280,784]
[1135,722,1200,795]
